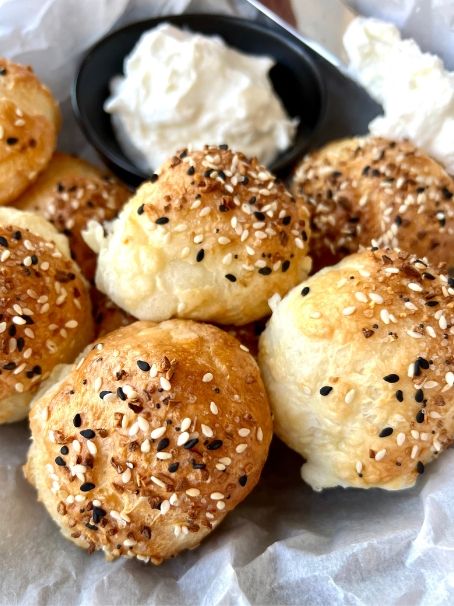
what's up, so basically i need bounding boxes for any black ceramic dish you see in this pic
[73,14,325,187]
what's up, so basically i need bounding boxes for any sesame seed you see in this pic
[201,424,213,437]
[343,306,356,316]
[207,439,223,450]
[202,372,213,383]
[355,461,363,474]
[257,427,263,442]
[225,274,236,282]
[217,501,226,510]
[150,476,165,488]
[87,441,97,455]
[395,390,404,402]
[375,449,386,461]
[210,492,224,500]
[383,374,399,383]
[73,413,82,427]
[238,428,250,437]
[80,429,95,439]
[344,389,356,404]
[416,461,425,474]
[141,439,151,453]
[80,482,95,492]
[319,385,332,396]
[156,217,169,225]
[408,282,423,292]
[210,402,218,415]
[150,426,166,439]
[160,500,170,515]
[137,360,150,372]
[379,427,393,438]
[160,376,171,391]
[183,438,199,449]
[236,443,248,453]
[177,431,190,446]
[396,432,406,446]
[186,488,200,497]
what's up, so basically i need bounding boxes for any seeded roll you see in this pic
[292,136,454,272]
[0,207,93,424]
[15,153,130,281]
[25,320,272,564]
[259,248,454,491]
[85,145,311,325]
[0,58,60,205]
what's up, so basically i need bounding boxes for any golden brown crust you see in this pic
[91,289,135,339]
[92,145,312,325]
[292,136,454,272]
[259,247,454,491]
[25,320,272,563]
[15,153,131,281]
[0,223,93,424]
[0,58,60,205]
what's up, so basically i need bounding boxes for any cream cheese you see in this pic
[344,17,454,174]
[104,23,296,171]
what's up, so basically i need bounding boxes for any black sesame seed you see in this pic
[219,203,229,212]
[207,439,223,450]
[383,374,399,383]
[225,274,236,282]
[0,67,6,76]
[415,389,424,403]
[196,249,205,262]
[80,429,95,439]
[379,427,393,438]
[92,507,107,524]
[425,300,439,307]
[254,211,265,221]
[156,217,169,225]
[218,170,226,180]
[282,260,290,273]
[239,475,248,486]
[320,386,333,396]
[248,196,256,205]
[17,337,24,352]
[137,360,151,372]
[417,357,430,370]
[416,461,425,474]
[55,456,66,467]
[32,365,41,375]
[80,482,95,492]
[60,446,69,455]
[168,462,179,473]
[301,286,310,297]
[282,216,291,226]
[150,173,159,183]
[137,204,145,215]
[219,144,228,150]
[442,187,453,199]
[0,236,8,248]
[99,390,112,399]
[117,387,127,401]
[395,390,404,402]
[187,166,195,176]
[12,231,22,240]
[30,254,38,265]
[448,277,454,288]
[85,523,98,531]
[157,438,169,451]
[192,459,206,470]
[258,267,272,276]
[3,362,16,370]
[22,315,34,325]
[73,413,82,427]
[416,410,425,423]
[183,438,199,449]
[6,137,18,145]
[395,215,402,226]
[205,170,213,178]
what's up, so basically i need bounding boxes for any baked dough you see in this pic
[292,137,454,271]
[86,145,311,325]
[25,320,272,563]
[0,207,93,423]
[15,153,130,281]
[0,58,60,205]
[259,247,454,491]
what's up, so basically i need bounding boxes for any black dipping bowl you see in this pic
[72,14,325,187]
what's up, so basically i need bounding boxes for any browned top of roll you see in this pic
[292,136,454,272]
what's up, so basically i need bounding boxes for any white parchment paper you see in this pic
[1,1,454,604]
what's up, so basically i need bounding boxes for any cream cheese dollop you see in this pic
[344,17,454,174]
[104,23,297,172]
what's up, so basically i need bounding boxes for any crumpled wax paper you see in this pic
[1,1,454,604]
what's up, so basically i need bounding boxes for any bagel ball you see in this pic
[0,58,60,205]
[292,136,454,272]
[15,153,131,281]
[25,320,272,564]
[0,207,93,423]
[259,248,454,491]
[85,145,311,325]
